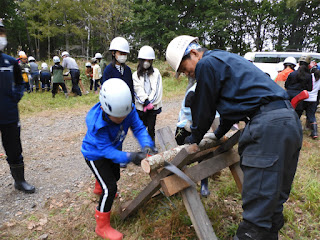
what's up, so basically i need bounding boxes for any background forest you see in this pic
[1,0,320,60]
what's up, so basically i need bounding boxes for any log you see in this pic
[141,135,227,173]
[141,145,186,173]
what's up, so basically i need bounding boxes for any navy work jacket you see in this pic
[0,52,24,124]
[191,50,288,143]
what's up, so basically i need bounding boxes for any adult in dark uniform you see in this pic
[0,21,35,193]
[166,35,302,240]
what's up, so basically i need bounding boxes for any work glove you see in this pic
[143,103,154,112]
[129,152,147,166]
[199,132,220,148]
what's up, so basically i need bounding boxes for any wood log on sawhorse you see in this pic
[120,126,242,240]
[161,149,241,196]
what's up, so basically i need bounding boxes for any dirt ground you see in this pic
[0,98,182,226]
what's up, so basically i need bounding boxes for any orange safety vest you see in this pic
[275,68,294,82]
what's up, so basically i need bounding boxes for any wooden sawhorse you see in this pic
[120,126,243,239]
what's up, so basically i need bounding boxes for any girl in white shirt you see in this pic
[133,46,163,142]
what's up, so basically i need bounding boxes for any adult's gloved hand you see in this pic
[129,152,147,166]
[199,132,220,148]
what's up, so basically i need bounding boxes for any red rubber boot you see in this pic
[93,179,103,195]
[95,209,123,240]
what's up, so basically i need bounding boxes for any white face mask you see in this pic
[116,55,127,64]
[0,36,7,51]
[143,61,151,69]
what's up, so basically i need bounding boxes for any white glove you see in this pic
[203,132,217,140]
[199,132,219,149]
[24,68,29,73]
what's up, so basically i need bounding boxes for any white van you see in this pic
[243,52,320,80]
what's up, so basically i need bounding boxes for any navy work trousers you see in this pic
[238,101,302,231]
[0,122,24,165]
[70,69,82,96]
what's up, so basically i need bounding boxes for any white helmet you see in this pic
[41,63,48,69]
[283,56,297,66]
[244,52,255,62]
[18,51,26,56]
[99,78,132,117]
[53,56,60,63]
[61,51,69,57]
[85,62,91,67]
[166,35,199,72]
[95,53,103,59]
[138,46,155,60]
[109,37,130,53]
[28,56,35,62]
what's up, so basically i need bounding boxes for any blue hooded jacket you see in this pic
[81,102,153,163]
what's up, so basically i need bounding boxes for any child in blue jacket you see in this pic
[81,78,154,240]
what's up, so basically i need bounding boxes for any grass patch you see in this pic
[18,60,187,117]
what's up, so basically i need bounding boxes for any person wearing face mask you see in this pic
[101,37,134,102]
[0,21,36,193]
[132,46,163,142]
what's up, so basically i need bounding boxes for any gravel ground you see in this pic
[0,98,182,226]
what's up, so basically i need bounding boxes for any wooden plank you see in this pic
[157,126,218,239]
[161,174,190,196]
[160,150,240,196]
[120,144,199,219]
[229,162,243,192]
[181,187,218,240]
[155,126,178,151]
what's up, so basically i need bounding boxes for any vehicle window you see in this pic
[254,54,279,63]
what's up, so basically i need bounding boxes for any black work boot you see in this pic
[234,220,271,240]
[200,178,210,197]
[310,123,318,139]
[10,163,35,193]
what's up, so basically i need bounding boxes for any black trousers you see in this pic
[86,158,120,212]
[70,69,82,96]
[52,82,68,95]
[137,110,157,141]
[0,122,23,165]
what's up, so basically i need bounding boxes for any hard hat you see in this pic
[109,37,130,53]
[138,46,155,60]
[283,56,297,66]
[166,35,199,72]
[18,51,26,56]
[99,78,132,117]
[244,52,255,62]
[95,53,103,59]
[0,21,4,28]
[41,63,48,69]
[61,51,69,57]
[53,56,60,63]
[85,62,91,67]
[28,56,35,62]
[299,55,311,64]
[20,54,27,60]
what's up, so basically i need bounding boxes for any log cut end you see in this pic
[141,159,151,173]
